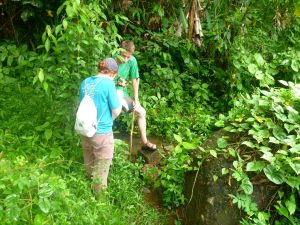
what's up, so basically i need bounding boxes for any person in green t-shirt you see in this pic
[115,40,157,151]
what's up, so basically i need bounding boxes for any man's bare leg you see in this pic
[135,105,157,150]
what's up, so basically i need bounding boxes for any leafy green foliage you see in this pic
[0,81,170,224]
[229,193,258,216]
[155,134,200,207]
[128,32,216,141]
[1,0,300,223]
[0,1,174,224]
[0,43,39,85]
[111,31,216,141]
[222,82,300,224]
[231,46,300,93]
[200,0,300,105]
[112,0,180,32]
[1,0,64,45]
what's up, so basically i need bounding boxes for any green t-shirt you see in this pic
[116,56,139,96]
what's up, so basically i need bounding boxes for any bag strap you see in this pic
[97,103,107,124]
[84,76,109,125]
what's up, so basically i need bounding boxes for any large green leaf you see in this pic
[210,150,217,158]
[254,53,265,66]
[284,123,296,133]
[263,165,285,184]
[246,161,265,172]
[289,161,300,175]
[289,145,300,154]
[275,203,289,218]
[7,55,14,66]
[45,38,50,52]
[38,185,54,198]
[291,60,299,72]
[182,142,196,150]
[254,70,264,80]
[217,137,228,148]
[38,68,44,82]
[242,141,257,148]
[285,175,300,188]
[258,129,270,138]
[6,205,20,222]
[248,64,258,74]
[287,111,300,124]
[272,126,287,141]
[272,102,284,114]
[241,178,253,195]
[285,194,296,215]
[173,134,182,143]
[38,198,50,214]
[261,152,275,163]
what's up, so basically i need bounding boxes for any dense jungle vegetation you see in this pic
[0,0,299,224]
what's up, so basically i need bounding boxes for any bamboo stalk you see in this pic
[193,0,203,46]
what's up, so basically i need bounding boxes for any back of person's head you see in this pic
[98,58,118,73]
[121,41,135,54]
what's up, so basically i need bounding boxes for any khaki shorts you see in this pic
[81,133,114,180]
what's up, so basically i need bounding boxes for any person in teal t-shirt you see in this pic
[79,58,121,196]
[115,40,157,151]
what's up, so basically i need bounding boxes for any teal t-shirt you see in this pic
[115,56,139,96]
[80,76,120,134]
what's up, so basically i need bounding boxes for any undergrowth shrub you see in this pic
[218,81,300,224]
[0,77,171,225]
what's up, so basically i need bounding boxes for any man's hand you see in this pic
[133,100,140,111]
[117,77,128,87]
